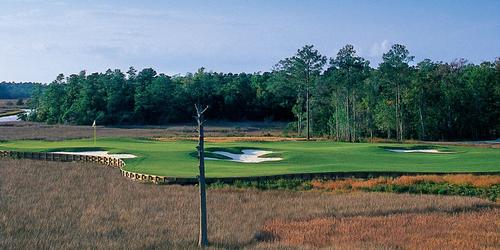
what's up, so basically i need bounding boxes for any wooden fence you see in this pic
[1,150,499,185]
[0,150,183,184]
[0,150,125,167]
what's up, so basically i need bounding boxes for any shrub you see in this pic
[310,175,500,201]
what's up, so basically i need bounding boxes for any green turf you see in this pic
[0,138,499,177]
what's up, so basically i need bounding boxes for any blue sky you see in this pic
[1,0,499,82]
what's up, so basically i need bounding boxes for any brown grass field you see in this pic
[157,136,309,143]
[312,174,500,190]
[0,99,26,117]
[1,158,499,249]
[0,121,286,141]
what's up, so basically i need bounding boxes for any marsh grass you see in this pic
[1,158,498,249]
[0,121,286,141]
[260,209,500,249]
[0,99,26,115]
[311,175,500,189]
[210,177,499,201]
[311,175,500,201]
[0,110,24,118]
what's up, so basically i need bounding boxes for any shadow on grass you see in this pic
[189,146,284,160]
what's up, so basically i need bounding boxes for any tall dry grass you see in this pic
[0,99,27,114]
[0,121,285,141]
[312,174,500,191]
[157,136,309,143]
[260,210,500,250]
[0,158,498,249]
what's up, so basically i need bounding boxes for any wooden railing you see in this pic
[0,150,177,184]
[0,150,125,167]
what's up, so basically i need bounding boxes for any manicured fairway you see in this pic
[0,138,499,177]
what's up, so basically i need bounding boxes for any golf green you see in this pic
[0,138,499,177]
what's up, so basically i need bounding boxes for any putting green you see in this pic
[0,138,499,177]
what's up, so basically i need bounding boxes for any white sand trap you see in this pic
[386,149,448,154]
[53,151,137,159]
[208,149,283,163]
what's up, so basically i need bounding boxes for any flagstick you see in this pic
[92,120,97,145]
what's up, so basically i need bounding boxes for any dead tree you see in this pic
[195,104,209,248]
[306,88,311,140]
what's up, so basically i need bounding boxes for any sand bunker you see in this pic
[386,149,449,154]
[53,151,137,159]
[207,149,283,163]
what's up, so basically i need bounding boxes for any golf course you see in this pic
[1,137,499,177]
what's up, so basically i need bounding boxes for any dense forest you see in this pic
[26,44,499,141]
[0,82,42,99]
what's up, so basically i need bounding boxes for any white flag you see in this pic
[92,120,96,127]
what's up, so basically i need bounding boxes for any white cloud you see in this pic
[0,2,259,82]
[369,40,391,57]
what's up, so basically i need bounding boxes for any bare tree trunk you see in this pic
[367,105,373,139]
[346,94,350,142]
[297,113,301,136]
[419,95,425,140]
[395,85,400,142]
[346,70,351,142]
[352,91,356,142]
[399,119,404,141]
[395,94,399,141]
[335,95,339,141]
[306,89,310,140]
[195,105,208,248]
[398,86,404,141]
[447,104,452,139]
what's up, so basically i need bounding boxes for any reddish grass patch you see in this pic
[260,209,500,249]
[312,174,500,191]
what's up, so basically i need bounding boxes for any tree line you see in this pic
[26,44,499,141]
[0,82,42,99]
